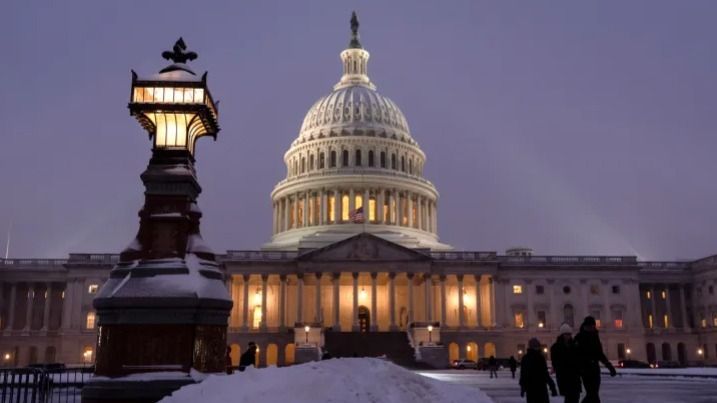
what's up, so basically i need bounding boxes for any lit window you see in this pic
[663,314,669,328]
[701,316,707,328]
[614,319,624,329]
[646,291,652,300]
[252,306,262,330]
[88,284,99,294]
[514,312,525,328]
[368,197,376,222]
[713,313,717,327]
[328,196,336,222]
[86,312,96,329]
[661,290,667,300]
[512,285,523,294]
[341,195,350,221]
[612,310,624,329]
[648,314,654,329]
[82,347,93,364]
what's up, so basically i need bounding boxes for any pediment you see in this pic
[298,233,430,262]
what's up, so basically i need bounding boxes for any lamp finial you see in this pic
[161,37,198,64]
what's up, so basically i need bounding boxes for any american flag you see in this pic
[350,206,365,223]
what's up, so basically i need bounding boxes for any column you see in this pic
[665,285,673,328]
[377,190,384,224]
[242,274,250,330]
[440,275,447,328]
[314,273,322,323]
[352,273,359,331]
[283,198,289,231]
[679,284,690,330]
[335,190,343,223]
[7,282,17,331]
[279,275,287,330]
[424,274,433,322]
[650,285,657,328]
[407,273,415,325]
[320,190,327,225]
[457,275,465,328]
[489,277,497,327]
[260,274,268,330]
[302,192,309,227]
[474,274,482,328]
[297,274,304,324]
[363,189,370,220]
[525,279,534,329]
[332,273,340,329]
[426,202,432,233]
[349,189,355,218]
[407,194,414,228]
[370,273,378,331]
[390,189,397,224]
[389,273,397,330]
[42,283,52,331]
[433,201,438,234]
[24,283,34,331]
[417,196,423,230]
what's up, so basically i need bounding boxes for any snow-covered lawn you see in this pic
[159,358,494,403]
[606,367,717,377]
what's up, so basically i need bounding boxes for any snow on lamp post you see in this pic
[84,38,232,403]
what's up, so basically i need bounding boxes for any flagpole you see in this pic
[4,220,12,260]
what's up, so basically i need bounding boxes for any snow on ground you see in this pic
[159,358,494,403]
[605,367,717,377]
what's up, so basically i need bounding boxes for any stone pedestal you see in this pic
[83,150,232,403]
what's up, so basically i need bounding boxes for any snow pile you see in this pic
[159,358,493,403]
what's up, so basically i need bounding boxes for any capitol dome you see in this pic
[263,13,451,251]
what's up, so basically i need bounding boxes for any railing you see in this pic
[638,261,691,271]
[0,366,91,403]
[429,252,496,261]
[224,251,299,261]
[274,168,437,189]
[66,254,119,265]
[0,259,68,268]
[499,255,638,266]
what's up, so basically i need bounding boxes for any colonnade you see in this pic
[0,282,68,332]
[228,272,494,331]
[272,188,437,235]
[642,283,692,330]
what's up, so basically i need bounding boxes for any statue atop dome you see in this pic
[349,11,362,49]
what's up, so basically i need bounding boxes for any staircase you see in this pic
[323,331,418,367]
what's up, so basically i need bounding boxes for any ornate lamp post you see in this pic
[427,325,433,343]
[304,325,310,344]
[83,38,232,403]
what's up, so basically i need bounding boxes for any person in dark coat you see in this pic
[509,356,518,379]
[238,342,257,372]
[574,317,616,403]
[520,338,557,403]
[550,323,581,403]
[488,355,498,378]
[225,346,234,374]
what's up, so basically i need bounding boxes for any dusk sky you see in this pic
[1,1,715,260]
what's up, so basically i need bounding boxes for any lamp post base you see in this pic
[82,377,196,403]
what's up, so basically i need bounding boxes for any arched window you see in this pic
[401,156,406,172]
[342,150,349,167]
[86,312,96,329]
[309,154,314,170]
[319,152,325,169]
[409,159,413,174]
[293,160,298,175]
[355,150,362,166]
[301,157,306,173]
[368,150,375,167]
[391,153,397,170]
[380,152,386,168]
[330,151,337,167]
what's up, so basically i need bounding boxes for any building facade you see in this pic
[1,17,716,369]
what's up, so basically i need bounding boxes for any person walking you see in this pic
[488,355,498,378]
[550,323,581,403]
[239,341,258,372]
[574,317,616,403]
[509,355,518,379]
[520,338,557,403]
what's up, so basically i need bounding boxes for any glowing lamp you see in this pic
[304,325,310,344]
[129,38,219,156]
[626,348,631,355]
[3,353,10,361]
[359,288,367,301]
[697,348,704,356]
[427,325,433,343]
[254,289,262,306]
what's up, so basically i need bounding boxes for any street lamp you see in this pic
[626,348,631,356]
[304,325,310,344]
[129,39,219,156]
[697,348,704,357]
[427,325,433,343]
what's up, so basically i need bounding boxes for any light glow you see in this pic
[3,353,10,361]
[359,288,367,301]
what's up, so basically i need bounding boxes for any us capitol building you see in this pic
[1,16,716,369]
